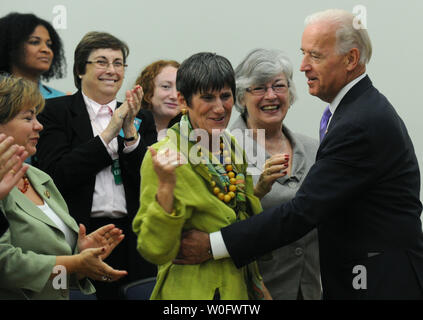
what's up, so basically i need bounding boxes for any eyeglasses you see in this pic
[246,83,289,96]
[86,60,127,70]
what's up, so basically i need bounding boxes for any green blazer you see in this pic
[133,136,262,300]
[0,166,95,300]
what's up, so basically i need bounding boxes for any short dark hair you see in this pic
[0,12,66,81]
[73,31,129,90]
[176,52,236,106]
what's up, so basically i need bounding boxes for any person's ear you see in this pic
[345,48,360,71]
[177,92,188,110]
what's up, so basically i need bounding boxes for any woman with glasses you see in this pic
[229,48,321,300]
[35,32,157,299]
[133,52,276,300]
[0,75,127,300]
[135,60,181,140]
[0,12,66,99]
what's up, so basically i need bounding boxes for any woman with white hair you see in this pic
[229,48,321,299]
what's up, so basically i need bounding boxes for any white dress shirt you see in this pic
[209,73,368,260]
[37,202,76,249]
[82,92,140,219]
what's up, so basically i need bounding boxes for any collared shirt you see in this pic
[82,92,140,219]
[210,73,368,260]
[37,202,76,249]
[326,73,367,128]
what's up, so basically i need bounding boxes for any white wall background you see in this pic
[2,1,423,213]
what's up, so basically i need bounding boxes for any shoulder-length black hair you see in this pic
[0,12,66,81]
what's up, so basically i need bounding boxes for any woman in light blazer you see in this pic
[0,75,126,300]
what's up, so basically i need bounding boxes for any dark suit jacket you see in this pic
[0,210,8,238]
[221,76,423,299]
[35,91,157,280]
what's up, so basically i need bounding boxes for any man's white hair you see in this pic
[305,9,372,65]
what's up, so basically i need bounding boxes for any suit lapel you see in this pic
[326,76,373,135]
[70,91,95,143]
[12,187,57,230]
[14,167,79,234]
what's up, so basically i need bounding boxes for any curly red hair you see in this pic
[135,60,180,110]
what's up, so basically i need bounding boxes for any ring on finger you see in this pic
[102,275,112,282]
[170,160,179,167]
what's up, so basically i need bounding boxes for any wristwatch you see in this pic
[123,132,138,141]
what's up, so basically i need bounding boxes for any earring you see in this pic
[181,106,188,115]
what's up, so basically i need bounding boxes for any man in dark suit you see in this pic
[35,31,157,299]
[175,9,423,299]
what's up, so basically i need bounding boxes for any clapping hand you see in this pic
[122,85,143,132]
[77,223,124,260]
[76,247,128,282]
[0,134,29,200]
[100,85,143,145]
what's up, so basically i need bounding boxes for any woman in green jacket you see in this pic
[133,52,278,300]
[0,75,126,299]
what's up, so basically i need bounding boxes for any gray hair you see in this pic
[305,9,372,65]
[234,48,297,114]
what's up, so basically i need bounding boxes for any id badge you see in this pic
[111,159,122,185]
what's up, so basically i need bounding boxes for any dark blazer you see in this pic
[35,90,157,281]
[0,210,8,238]
[221,76,423,299]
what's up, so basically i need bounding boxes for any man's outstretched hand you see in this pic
[173,229,212,265]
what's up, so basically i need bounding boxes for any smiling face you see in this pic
[80,48,124,104]
[180,86,233,137]
[300,22,349,103]
[0,107,43,156]
[151,66,179,121]
[14,25,53,80]
[243,74,290,130]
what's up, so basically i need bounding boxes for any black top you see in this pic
[0,211,8,237]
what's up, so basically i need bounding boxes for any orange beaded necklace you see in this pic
[18,176,30,193]
[206,142,238,204]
